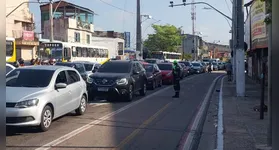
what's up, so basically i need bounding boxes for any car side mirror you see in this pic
[55,83,67,89]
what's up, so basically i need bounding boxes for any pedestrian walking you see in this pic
[226,60,233,81]
[172,60,181,98]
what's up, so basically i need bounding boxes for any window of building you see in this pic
[86,35,90,44]
[22,22,33,31]
[74,32,80,42]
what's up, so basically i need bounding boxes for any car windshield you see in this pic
[6,69,54,87]
[157,64,172,70]
[212,62,217,65]
[84,64,94,71]
[145,59,156,63]
[97,62,131,73]
[179,63,185,67]
[144,65,154,72]
[192,63,200,66]
[56,63,75,68]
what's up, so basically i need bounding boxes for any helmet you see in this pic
[173,60,178,64]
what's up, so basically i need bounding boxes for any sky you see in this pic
[29,0,251,48]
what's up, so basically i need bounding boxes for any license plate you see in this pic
[98,87,109,92]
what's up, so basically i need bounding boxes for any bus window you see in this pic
[72,47,77,57]
[94,48,99,57]
[104,49,108,57]
[76,47,82,57]
[64,48,71,60]
[100,49,104,58]
[6,40,14,56]
[82,48,88,57]
[88,48,94,57]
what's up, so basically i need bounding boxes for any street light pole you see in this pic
[49,0,54,42]
[136,0,142,60]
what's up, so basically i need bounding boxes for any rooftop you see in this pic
[40,1,95,14]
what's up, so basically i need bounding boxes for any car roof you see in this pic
[17,65,74,71]
[158,63,172,65]
[108,60,132,63]
[73,61,99,64]
[56,62,82,65]
[6,63,15,68]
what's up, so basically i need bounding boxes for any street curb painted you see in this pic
[216,76,225,150]
[179,74,225,150]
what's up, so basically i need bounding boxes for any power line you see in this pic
[98,0,135,14]
[224,0,232,14]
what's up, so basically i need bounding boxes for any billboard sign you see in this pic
[124,32,130,48]
[251,0,267,49]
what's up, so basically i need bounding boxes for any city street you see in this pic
[6,72,223,150]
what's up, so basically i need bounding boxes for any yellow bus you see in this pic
[6,37,16,63]
[40,42,110,64]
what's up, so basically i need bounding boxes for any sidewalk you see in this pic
[223,77,269,150]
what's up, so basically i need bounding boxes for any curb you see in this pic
[179,74,225,150]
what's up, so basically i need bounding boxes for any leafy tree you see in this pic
[183,54,192,60]
[144,24,183,52]
[261,0,272,24]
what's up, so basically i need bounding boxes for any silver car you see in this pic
[6,66,88,131]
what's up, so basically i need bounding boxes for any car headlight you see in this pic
[15,98,39,108]
[87,77,93,84]
[116,78,128,85]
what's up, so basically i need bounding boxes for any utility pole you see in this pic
[235,0,245,96]
[232,0,236,83]
[136,0,142,60]
[49,0,54,42]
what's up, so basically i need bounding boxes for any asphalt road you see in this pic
[6,72,222,150]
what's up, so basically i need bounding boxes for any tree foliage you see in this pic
[143,24,183,52]
[261,0,272,24]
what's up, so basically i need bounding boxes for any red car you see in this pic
[157,63,173,84]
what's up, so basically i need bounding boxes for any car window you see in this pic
[6,66,13,74]
[157,64,173,70]
[136,62,145,71]
[154,65,160,71]
[67,70,80,84]
[55,71,67,84]
[75,64,86,73]
[144,65,154,72]
[6,69,54,87]
[97,62,131,73]
[84,64,94,71]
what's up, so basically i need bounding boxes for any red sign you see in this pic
[23,31,34,41]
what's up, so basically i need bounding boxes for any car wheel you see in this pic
[139,82,147,96]
[125,84,133,102]
[39,105,53,132]
[75,95,87,115]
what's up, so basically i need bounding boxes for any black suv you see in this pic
[55,62,88,81]
[87,60,147,102]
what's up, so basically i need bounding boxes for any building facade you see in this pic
[182,34,204,60]
[40,1,124,59]
[6,0,39,61]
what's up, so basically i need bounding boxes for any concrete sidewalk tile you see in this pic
[222,77,269,150]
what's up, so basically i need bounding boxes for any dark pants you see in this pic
[173,78,180,92]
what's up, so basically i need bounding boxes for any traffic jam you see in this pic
[6,55,226,132]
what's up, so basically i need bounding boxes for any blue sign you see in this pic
[124,32,130,48]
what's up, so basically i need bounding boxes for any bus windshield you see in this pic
[6,40,13,56]
[51,48,63,59]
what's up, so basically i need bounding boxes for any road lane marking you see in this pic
[216,76,225,150]
[116,102,172,149]
[179,74,224,150]
[35,74,201,150]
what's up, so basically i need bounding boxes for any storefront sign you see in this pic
[16,40,39,46]
[251,0,267,49]
[23,31,34,41]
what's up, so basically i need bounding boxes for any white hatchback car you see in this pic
[6,65,88,131]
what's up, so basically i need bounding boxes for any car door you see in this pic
[136,62,146,87]
[154,64,162,82]
[54,70,72,117]
[131,63,141,90]
[66,70,83,110]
